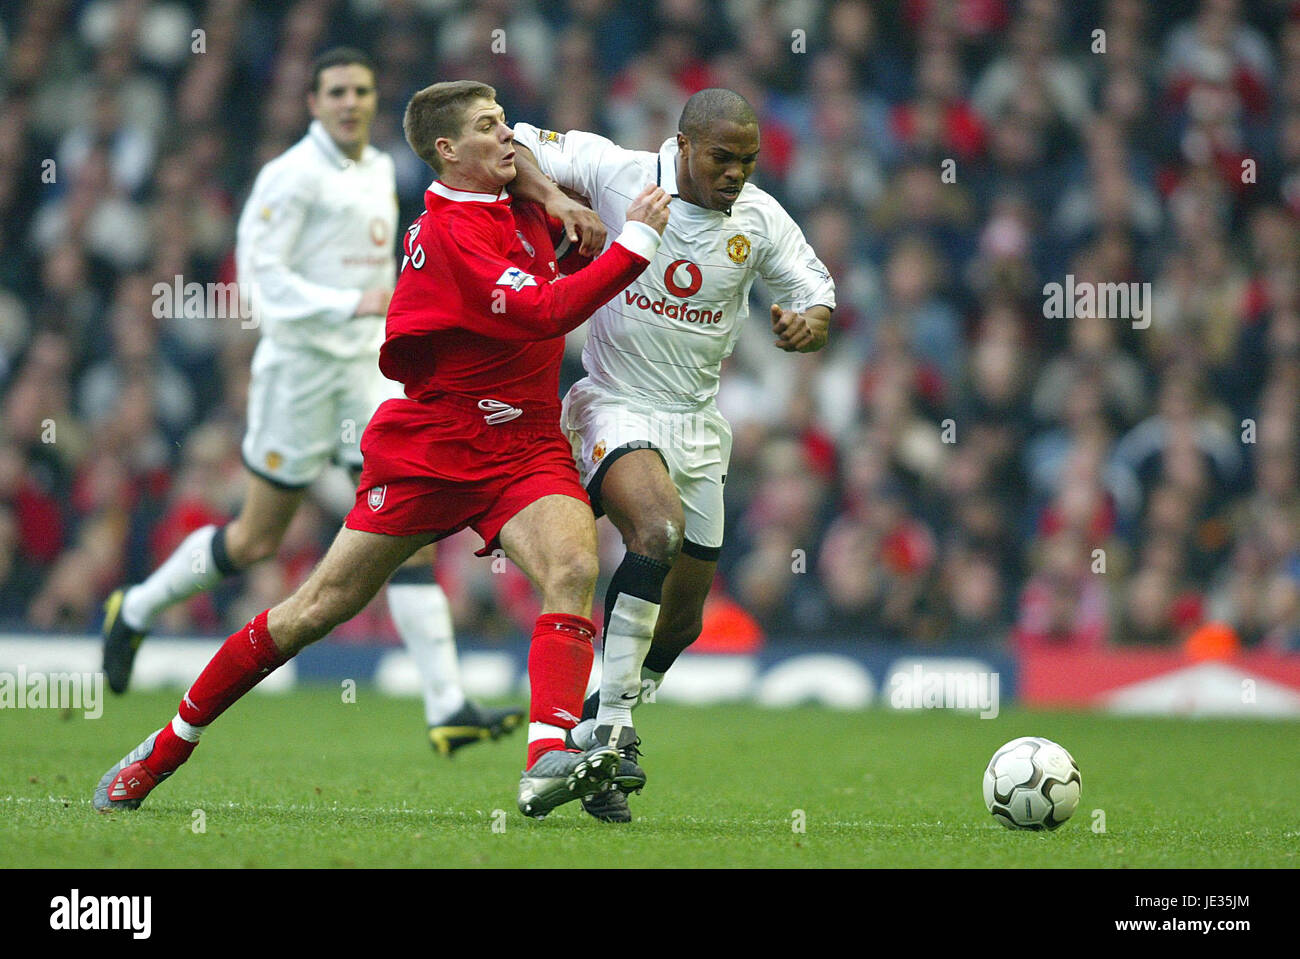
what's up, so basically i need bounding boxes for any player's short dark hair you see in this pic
[404,80,497,173]
[678,88,758,140]
[310,47,376,93]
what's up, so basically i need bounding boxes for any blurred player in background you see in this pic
[93,80,673,820]
[100,48,523,756]
[512,88,836,821]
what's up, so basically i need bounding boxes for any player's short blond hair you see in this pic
[404,80,497,173]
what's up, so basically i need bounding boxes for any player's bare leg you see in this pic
[267,527,433,652]
[386,542,525,754]
[94,527,431,812]
[104,471,307,694]
[498,493,600,615]
[222,472,310,566]
[646,551,717,682]
[497,494,620,817]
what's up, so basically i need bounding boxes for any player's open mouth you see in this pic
[719,186,740,199]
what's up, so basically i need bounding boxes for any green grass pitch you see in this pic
[2,688,1295,868]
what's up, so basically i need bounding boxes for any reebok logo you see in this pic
[50,889,152,939]
[551,707,581,724]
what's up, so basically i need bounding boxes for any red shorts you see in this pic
[345,396,590,555]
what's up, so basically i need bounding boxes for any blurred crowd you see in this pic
[0,0,1297,652]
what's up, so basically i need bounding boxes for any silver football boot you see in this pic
[516,743,620,819]
[580,723,646,824]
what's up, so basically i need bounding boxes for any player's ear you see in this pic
[435,136,455,167]
[676,132,689,157]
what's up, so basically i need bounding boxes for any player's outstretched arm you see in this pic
[510,142,606,257]
[446,184,670,342]
[771,303,832,353]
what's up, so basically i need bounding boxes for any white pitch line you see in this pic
[0,795,989,829]
[1,794,469,818]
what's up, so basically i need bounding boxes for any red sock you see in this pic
[142,722,196,777]
[177,610,289,728]
[526,613,595,768]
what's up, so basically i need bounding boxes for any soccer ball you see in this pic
[983,736,1081,830]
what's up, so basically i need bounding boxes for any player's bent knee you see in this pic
[543,549,599,604]
[627,514,684,564]
[296,582,366,641]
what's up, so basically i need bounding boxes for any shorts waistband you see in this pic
[580,376,713,414]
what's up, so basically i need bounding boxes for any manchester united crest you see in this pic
[593,440,607,463]
[726,234,751,265]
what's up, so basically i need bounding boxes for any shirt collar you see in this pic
[428,180,511,203]
[657,137,679,196]
[308,120,368,169]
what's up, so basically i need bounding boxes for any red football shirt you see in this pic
[380,180,654,411]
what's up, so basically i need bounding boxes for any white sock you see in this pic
[528,722,567,745]
[122,524,228,630]
[386,582,465,725]
[170,713,206,743]
[595,593,659,728]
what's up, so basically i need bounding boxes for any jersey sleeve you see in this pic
[512,122,630,204]
[439,210,659,342]
[236,161,365,326]
[755,203,837,314]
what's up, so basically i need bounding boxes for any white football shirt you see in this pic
[513,123,836,410]
[236,120,398,360]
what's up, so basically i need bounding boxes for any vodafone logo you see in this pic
[664,259,703,297]
[622,289,721,324]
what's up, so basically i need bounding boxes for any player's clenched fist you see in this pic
[626,185,671,234]
[770,303,827,353]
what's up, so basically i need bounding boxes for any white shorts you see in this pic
[561,378,732,553]
[242,338,404,488]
